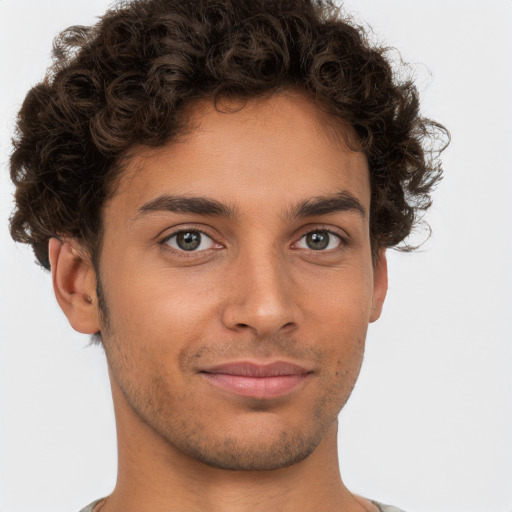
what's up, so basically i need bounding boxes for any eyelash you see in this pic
[158,225,348,257]
[159,227,220,258]
[294,228,346,252]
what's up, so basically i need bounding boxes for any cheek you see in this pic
[301,265,374,329]
[300,267,373,369]
[102,266,221,358]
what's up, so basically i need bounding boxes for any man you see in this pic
[8,1,446,511]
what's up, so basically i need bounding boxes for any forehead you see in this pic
[109,92,370,217]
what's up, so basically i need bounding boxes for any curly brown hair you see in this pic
[9,0,448,270]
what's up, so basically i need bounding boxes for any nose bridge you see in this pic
[222,240,297,336]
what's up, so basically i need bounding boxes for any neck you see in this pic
[101,375,375,512]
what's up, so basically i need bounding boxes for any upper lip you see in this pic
[200,361,311,377]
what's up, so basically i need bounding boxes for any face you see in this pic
[89,92,387,471]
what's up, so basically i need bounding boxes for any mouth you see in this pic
[199,361,312,399]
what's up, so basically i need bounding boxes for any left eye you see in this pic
[164,230,216,252]
[296,230,342,251]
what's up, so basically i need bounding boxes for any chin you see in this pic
[181,435,319,471]
[164,416,330,471]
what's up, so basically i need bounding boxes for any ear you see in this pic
[369,249,388,323]
[48,237,101,334]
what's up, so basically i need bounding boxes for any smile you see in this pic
[199,361,312,399]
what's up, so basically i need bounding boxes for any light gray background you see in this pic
[1,1,511,511]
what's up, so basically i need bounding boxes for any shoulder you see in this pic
[78,498,406,512]
[78,498,105,512]
[372,501,408,512]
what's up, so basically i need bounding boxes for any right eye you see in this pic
[163,230,217,252]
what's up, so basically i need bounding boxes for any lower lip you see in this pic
[201,373,309,399]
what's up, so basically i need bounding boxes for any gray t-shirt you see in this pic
[79,498,406,511]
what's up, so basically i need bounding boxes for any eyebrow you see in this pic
[135,190,366,221]
[135,195,237,219]
[287,191,366,219]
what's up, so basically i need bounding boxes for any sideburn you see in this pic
[89,264,110,346]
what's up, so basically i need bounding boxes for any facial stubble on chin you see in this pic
[92,274,366,472]
[133,367,357,472]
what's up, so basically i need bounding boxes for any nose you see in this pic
[221,250,300,338]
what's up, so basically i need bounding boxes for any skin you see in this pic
[49,92,387,512]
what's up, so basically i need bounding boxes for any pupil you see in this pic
[306,231,329,250]
[177,231,201,251]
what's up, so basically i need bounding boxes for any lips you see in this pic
[199,361,311,399]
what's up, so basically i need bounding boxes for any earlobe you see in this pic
[369,249,388,323]
[48,238,101,334]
